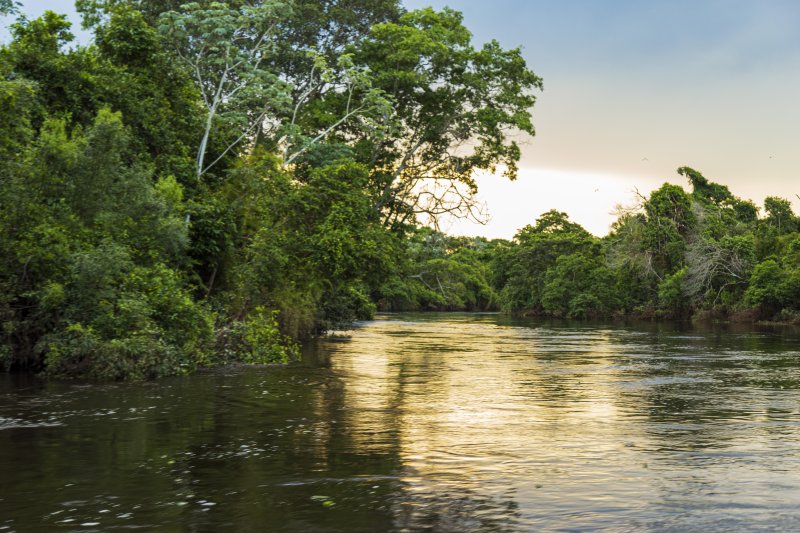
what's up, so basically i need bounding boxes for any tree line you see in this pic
[382,167,800,326]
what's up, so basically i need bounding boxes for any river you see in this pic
[2,313,800,531]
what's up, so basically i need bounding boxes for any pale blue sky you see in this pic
[404,0,800,236]
[4,1,800,236]
[0,1,89,42]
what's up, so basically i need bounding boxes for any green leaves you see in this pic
[0,0,19,16]
[158,1,293,178]
[355,7,542,227]
[375,229,499,312]
[500,211,597,313]
[541,252,619,318]
[0,106,211,378]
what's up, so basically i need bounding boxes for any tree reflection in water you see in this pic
[2,314,800,530]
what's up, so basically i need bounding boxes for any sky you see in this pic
[400,0,800,238]
[4,1,800,238]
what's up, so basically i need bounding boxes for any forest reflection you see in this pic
[3,314,800,530]
[329,315,800,530]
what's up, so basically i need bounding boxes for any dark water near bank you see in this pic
[3,314,800,531]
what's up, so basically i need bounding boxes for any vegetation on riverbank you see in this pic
[1,2,798,379]
[379,169,800,325]
[0,0,540,378]
[494,167,800,322]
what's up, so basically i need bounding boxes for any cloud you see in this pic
[444,167,652,239]
[401,0,800,236]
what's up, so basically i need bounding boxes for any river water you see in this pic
[3,314,800,531]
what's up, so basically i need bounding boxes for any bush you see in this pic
[44,324,185,380]
[744,260,786,310]
[658,267,688,316]
[216,307,299,365]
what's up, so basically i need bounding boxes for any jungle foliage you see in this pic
[3,3,796,380]
[0,1,540,378]
[496,167,800,322]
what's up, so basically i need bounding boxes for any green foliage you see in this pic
[44,250,214,380]
[0,1,19,16]
[644,183,695,233]
[498,211,595,312]
[499,166,800,322]
[2,12,101,128]
[0,77,35,158]
[731,198,759,224]
[355,6,542,227]
[679,166,732,206]
[540,250,619,318]
[13,0,800,383]
[744,260,786,311]
[158,1,293,178]
[217,307,298,365]
[763,196,797,234]
[657,267,688,316]
[94,8,200,179]
[376,230,499,311]
[0,107,212,378]
[640,184,695,277]
[4,4,432,379]
[76,0,184,27]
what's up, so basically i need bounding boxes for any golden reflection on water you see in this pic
[314,314,800,529]
[5,314,800,530]
[326,316,662,528]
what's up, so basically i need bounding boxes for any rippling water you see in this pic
[3,314,800,531]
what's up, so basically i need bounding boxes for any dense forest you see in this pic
[1,1,798,380]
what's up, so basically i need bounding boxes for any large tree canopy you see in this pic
[0,1,548,379]
[355,8,542,228]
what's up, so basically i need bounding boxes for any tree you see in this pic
[683,235,754,304]
[0,109,213,377]
[158,1,293,179]
[730,198,759,224]
[636,183,696,278]
[541,250,619,318]
[763,196,796,234]
[657,267,688,316]
[0,77,35,160]
[376,230,498,311]
[355,7,542,228]
[93,8,201,179]
[76,0,184,27]
[218,154,396,336]
[744,259,787,312]
[679,166,732,206]
[273,50,393,168]
[500,211,595,312]
[1,12,102,128]
[157,1,394,180]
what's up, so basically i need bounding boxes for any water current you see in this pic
[3,313,800,531]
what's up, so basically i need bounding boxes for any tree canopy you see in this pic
[0,1,541,378]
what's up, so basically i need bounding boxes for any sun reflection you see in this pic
[328,317,653,526]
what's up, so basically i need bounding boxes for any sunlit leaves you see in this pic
[158,1,293,178]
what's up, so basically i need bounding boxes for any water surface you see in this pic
[3,314,800,531]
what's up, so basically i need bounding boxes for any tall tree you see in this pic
[158,1,293,179]
[1,12,101,128]
[354,8,542,228]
